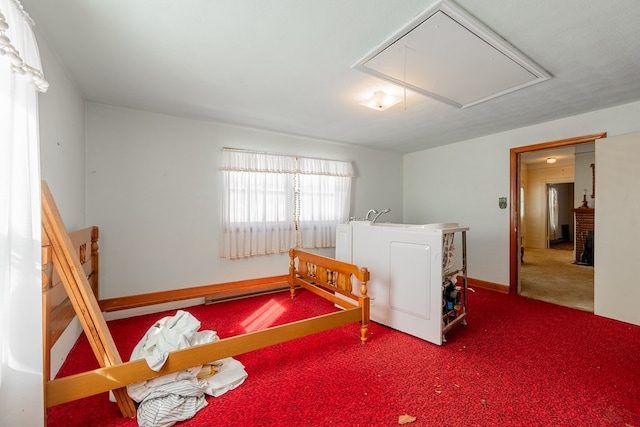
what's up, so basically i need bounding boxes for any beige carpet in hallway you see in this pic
[519,246,594,312]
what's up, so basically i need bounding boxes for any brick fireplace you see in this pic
[573,207,594,265]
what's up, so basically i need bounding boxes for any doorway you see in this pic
[509,133,605,310]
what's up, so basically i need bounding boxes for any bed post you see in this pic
[358,267,370,345]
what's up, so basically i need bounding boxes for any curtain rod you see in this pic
[222,147,349,163]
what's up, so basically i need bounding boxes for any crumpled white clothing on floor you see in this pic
[127,310,248,427]
[136,379,207,427]
[130,309,202,371]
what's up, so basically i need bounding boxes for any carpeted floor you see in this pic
[47,288,639,426]
[519,245,594,312]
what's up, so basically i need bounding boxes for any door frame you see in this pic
[508,132,606,295]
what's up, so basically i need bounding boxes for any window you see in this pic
[220,148,354,259]
[548,186,558,241]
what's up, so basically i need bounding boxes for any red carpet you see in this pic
[47,288,640,426]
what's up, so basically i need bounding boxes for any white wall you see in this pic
[85,103,404,299]
[38,33,86,230]
[36,31,87,379]
[404,100,640,325]
[404,134,512,285]
[595,131,640,325]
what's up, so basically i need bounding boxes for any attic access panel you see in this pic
[353,0,550,108]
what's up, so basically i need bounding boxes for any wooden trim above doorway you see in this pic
[510,133,607,155]
[509,132,606,294]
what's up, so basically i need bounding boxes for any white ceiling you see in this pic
[19,0,640,154]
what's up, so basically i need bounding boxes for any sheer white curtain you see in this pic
[221,149,297,258]
[220,149,353,258]
[0,0,48,422]
[297,158,352,249]
[548,186,559,241]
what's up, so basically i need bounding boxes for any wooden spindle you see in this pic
[91,227,100,300]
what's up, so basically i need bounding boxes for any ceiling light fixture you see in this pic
[359,91,401,111]
[546,157,557,164]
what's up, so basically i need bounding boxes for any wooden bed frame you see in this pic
[41,182,370,418]
[42,225,100,385]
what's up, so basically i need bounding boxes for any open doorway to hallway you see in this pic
[509,134,605,311]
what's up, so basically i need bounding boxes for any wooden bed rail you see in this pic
[99,275,289,312]
[46,308,362,407]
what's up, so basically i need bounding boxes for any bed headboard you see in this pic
[42,225,99,379]
[288,248,369,300]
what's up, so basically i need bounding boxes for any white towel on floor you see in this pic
[126,310,248,427]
